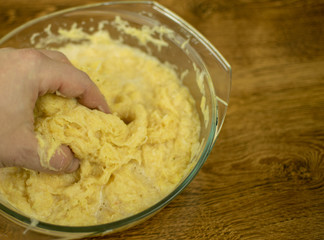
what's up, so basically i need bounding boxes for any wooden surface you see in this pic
[0,0,323,239]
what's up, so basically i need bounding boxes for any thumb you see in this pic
[49,145,80,173]
[0,127,79,173]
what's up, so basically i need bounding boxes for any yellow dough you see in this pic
[0,26,200,226]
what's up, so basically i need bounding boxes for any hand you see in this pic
[0,48,110,173]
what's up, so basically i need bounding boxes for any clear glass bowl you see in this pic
[0,1,231,239]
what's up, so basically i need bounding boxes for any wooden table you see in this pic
[1,0,323,239]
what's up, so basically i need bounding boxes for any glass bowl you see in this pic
[0,1,231,239]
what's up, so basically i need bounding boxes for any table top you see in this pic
[0,0,323,239]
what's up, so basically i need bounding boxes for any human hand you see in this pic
[0,48,110,173]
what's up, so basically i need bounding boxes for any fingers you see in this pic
[76,79,111,114]
[37,50,110,114]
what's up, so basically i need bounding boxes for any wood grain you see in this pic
[0,0,323,239]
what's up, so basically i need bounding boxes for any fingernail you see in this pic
[98,105,104,111]
[98,105,110,114]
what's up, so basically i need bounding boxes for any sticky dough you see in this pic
[0,29,200,226]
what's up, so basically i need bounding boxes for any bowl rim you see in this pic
[0,0,231,234]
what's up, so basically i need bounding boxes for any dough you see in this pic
[0,26,200,226]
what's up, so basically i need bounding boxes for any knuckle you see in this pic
[57,51,68,59]
[17,48,45,70]
[54,50,70,63]
[80,70,91,81]
[18,48,43,61]
[78,70,94,91]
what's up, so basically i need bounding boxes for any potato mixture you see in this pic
[0,26,200,226]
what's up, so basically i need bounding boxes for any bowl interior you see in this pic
[0,1,231,238]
